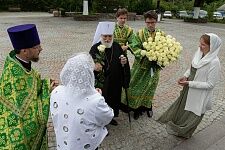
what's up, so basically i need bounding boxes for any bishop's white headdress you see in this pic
[92,21,115,45]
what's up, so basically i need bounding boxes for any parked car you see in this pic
[216,10,225,18]
[187,10,208,18]
[199,10,208,18]
[163,11,172,18]
[213,12,223,20]
[176,11,188,19]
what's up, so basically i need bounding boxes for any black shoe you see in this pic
[147,111,153,118]
[110,119,118,126]
[133,112,139,120]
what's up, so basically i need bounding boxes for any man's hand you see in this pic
[121,45,128,51]
[94,63,102,72]
[50,79,59,91]
[120,55,127,66]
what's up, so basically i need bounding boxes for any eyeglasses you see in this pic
[145,21,156,24]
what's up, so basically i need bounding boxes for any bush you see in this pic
[210,19,225,24]
[184,17,208,23]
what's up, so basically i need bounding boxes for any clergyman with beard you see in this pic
[0,24,58,149]
[90,22,130,126]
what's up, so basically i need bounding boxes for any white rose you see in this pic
[157,61,163,66]
[151,45,156,51]
[156,32,161,36]
[143,42,148,48]
[152,42,156,47]
[167,54,172,59]
[161,31,166,36]
[146,45,151,50]
[155,46,160,51]
[166,35,172,39]
[171,57,177,61]
[141,50,147,56]
[155,37,160,42]
[163,61,170,66]
[170,47,175,51]
[161,52,166,57]
[148,37,153,42]
[175,42,181,46]
[97,44,106,52]
[146,52,151,57]
[158,56,163,61]
[171,52,178,57]
[168,43,173,47]
[152,56,157,61]
[148,56,153,61]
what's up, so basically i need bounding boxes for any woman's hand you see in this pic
[96,88,102,95]
[178,76,188,86]
[95,63,102,72]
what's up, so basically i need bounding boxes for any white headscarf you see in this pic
[51,53,114,150]
[92,21,115,45]
[60,52,96,98]
[192,33,222,68]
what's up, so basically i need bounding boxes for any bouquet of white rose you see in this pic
[141,31,182,68]
[94,44,106,88]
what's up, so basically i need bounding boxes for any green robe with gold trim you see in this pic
[114,24,134,47]
[0,51,51,150]
[121,28,163,110]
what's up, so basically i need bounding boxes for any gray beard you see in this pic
[100,39,113,48]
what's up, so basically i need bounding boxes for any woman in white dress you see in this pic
[158,33,221,138]
[50,53,114,149]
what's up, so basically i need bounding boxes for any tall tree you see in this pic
[193,0,205,18]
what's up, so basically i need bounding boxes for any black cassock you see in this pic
[90,42,130,117]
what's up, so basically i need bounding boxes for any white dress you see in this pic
[50,53,114,150]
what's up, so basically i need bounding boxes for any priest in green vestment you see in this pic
[0,24,58,149]
[121,11,165,120]
[114,8,134,52]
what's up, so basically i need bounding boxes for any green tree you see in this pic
[92,0,128,13]
[128,0,153,15]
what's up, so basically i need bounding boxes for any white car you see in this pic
[213,12,223,20]
[163,11,172,18]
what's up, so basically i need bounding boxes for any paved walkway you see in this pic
[0,13,225,150]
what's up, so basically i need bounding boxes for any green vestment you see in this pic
[121,28,162,109]
[0,51,51,150]
[114,24,134,47]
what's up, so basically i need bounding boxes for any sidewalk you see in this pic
[0,13,225,150]
[174,116,225,150]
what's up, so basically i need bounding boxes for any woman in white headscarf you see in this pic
[50,53,114,150]
[158,33,221,138]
